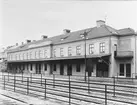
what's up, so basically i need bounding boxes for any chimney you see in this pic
[16,43,18,46]
[63,29,71,34]
[41,35,48,40]
[96,20,105,27]
[26,40,31,43]
[21,42,24,45]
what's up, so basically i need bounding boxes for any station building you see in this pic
[6,20,137,78]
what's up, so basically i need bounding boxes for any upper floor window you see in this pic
[35,51,39,59]
[68,47,72,56]
[76,45,81,55]
[26,52,28,59]
[100,42,105,53]
[44,50,47,58]
[18,54,20,60]
[89,44,94,54]
[39,50,43,58]
[53,49,56,57]
[30,52,32,59]
[60,48,64,57]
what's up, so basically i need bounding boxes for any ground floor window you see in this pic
[53,64,56,71]
[119,63,131,77]
[44,63,47,71]
[76,64,80,72]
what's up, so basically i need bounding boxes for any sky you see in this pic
[0,0,137,49]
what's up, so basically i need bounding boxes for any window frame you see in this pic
[60,48,64,57]
[76,64,81,72]
[89,44,94,54]
[68,47,72,56]
[100,42,105,53]
[76,45,81,55]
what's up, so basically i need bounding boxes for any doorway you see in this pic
[67,64,72,76]
[60,64,64,75]
[96,62,109,77]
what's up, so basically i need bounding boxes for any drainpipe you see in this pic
[135,34,136,78]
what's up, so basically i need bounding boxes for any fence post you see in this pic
[2,71,3,80]
[113,77,116,97]
[45,79,46,99]
[30,73,32,83]
[69,75,71,105]
[53,74,55,88]
[14,75,16,92]
[27,77,29,94]
[41,73,42,86]
[8,70,9,81]
[105,85,107,105]
[88,75,90,94]
[22,71,23,83]
[4,75,5,90]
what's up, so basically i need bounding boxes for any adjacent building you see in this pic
[6,20,137,78]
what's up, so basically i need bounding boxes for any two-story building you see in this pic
[6,20,137,78]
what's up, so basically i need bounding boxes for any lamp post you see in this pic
[81,31,88,81]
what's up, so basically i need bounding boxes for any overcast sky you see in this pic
[0,0,137,49]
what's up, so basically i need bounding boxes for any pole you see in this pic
[27,77,29,94]
[30,73,32,83]
[22,71,23,83]
[4,75,5,90]
[105,85,107,105]
[88,74,90,94]
[45,79,46,99]
[41,73,42,86]
[53,74,55,88]
[69,75,71,105]
[8,70,9,81]
[113,77,116,97]
[14,75,16,92]
[84,36,87,82]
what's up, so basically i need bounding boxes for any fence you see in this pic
[1,74,137,105]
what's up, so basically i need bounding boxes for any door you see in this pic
[96,63,109,77]
[67,64,72,76]
[60,64,64,75]
[126,64,131,77]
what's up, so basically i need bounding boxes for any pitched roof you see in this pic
[8,25,136,53]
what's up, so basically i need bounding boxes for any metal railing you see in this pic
[1,73,137,105]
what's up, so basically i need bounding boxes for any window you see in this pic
[30,52,32,59]
[44,63,47,71]
[39,50,43,58]
[53,49,56,57]
[89,44,94,54]
[15,54,17,60]
[44,50,47,58]
[68,47,72,56]
[76,64,80,72]
[60,48,64,57]
[120,64,124,76]
[53,64,56,71]
[76,45,81,55]
[100,42,105,53]
[26,52,28,59]
[35,51,39,59]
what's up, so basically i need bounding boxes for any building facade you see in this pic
[6,20,137,78]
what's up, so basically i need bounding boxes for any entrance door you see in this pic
[96,63,109,77]
[126,64,131,77]
[60,64,64,75]
[67,64,72,76]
